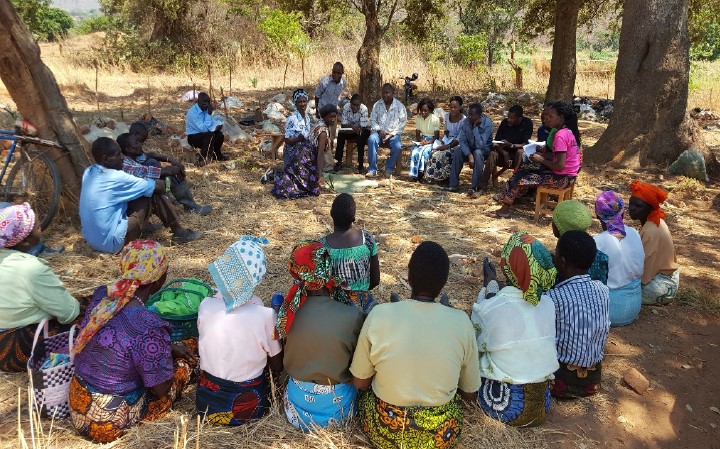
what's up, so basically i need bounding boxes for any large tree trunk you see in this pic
[0,1,90,200]
[545,0,583,102]
[357,15,383,107]
[588,0,702,167]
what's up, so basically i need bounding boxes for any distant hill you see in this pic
[51,0,100,13]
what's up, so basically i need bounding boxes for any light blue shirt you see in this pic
[79,164,156,254]
[457,114,493,157]
[185,103,223,135]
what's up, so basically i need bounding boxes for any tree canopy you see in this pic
[11,0,74,41]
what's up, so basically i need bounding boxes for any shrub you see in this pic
[12,0,74,41]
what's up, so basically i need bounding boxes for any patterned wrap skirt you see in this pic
[69,358,194,442]
[284,376,358,431]
[0,321,61,372]
[477,378,551,427]
[196,370,271,426]
[271,141,320,199]
[408,136,435,177]
[359,389,463,449]
[497,169,574,205]
[551,361,602,399]
[425,137,455,182]
[642,269,680,305]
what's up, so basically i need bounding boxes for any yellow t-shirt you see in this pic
[640,219,679,284]
[350,300,481,407]
[415,114,440,138]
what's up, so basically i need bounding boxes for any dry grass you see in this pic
[4,382,546,449]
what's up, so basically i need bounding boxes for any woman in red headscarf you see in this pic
[627,181,679,305]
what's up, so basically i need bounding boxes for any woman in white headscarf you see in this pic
[196,236,283,426]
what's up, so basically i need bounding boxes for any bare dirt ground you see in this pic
[1,40,719,449]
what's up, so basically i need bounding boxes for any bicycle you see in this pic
[0,129,62,230]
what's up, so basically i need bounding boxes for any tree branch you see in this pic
[350,0,364,14]
[381,0,400,32]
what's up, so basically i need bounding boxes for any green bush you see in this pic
[691,22,720,61]
[454,33,487,67]
[12,0,74,41]
[76,15,114,34]
[258,7,310,60]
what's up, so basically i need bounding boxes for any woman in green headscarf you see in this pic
[471,232,558,427]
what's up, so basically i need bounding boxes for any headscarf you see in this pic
[595,191,626,239]
[73,240,169,355]
[275,240,349,339]
[0,203,36,248]
[500,232,557,305]
[552,199,592,236]
[629,180,667,226]
[293,89,309,105]
[208,235,269,311]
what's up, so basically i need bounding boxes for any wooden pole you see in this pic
[229,64,232,99]
[208,66,214,102]
[220,87,228,117]
[146,75,151,112]
[94,61,99,112]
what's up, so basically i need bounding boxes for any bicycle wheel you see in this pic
[4,148,61,230]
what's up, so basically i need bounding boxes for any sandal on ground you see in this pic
[485,209,511,219]
[171,229,204,244]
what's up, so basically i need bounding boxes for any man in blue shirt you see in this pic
[443,103,493,195]
[185,92,228,166]
[79,137,203,253]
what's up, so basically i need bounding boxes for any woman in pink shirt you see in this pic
[493,101,581,218]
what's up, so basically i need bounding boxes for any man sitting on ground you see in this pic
[627,180,680,305]
[185,92,228,166]
[481,104,533,189]
[335,94,371,174]
[443,103,493,196]
[80,137,202,253]
[548,230,610,399]
[367,84,407,178]
[118,133,211,215]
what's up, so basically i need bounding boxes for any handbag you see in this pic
[26,319,76,419]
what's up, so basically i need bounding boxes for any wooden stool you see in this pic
[534,182,575,221]
[270,134,284,160]
[344,140,357,167]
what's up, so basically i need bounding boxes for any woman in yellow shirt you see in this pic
[408,98,441,182]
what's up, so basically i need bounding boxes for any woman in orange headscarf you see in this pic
[627,181,679,305]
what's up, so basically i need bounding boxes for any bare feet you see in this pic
[486,204,511,218]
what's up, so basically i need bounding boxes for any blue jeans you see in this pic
[367,132,402,174]
[449,147,485,189]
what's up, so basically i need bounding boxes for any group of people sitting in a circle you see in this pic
[1,173,679,446]
[269,63,583,222]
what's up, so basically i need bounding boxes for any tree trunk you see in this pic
[0,1,90,200]
[545,0,583,102]
[357,12,383,107]
[589,0,702,167]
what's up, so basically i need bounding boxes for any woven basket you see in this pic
[27,320,76,419]
[146,278,212,341]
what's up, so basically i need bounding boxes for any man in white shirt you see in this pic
[367,84,407,178]
[335,94,371,173]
